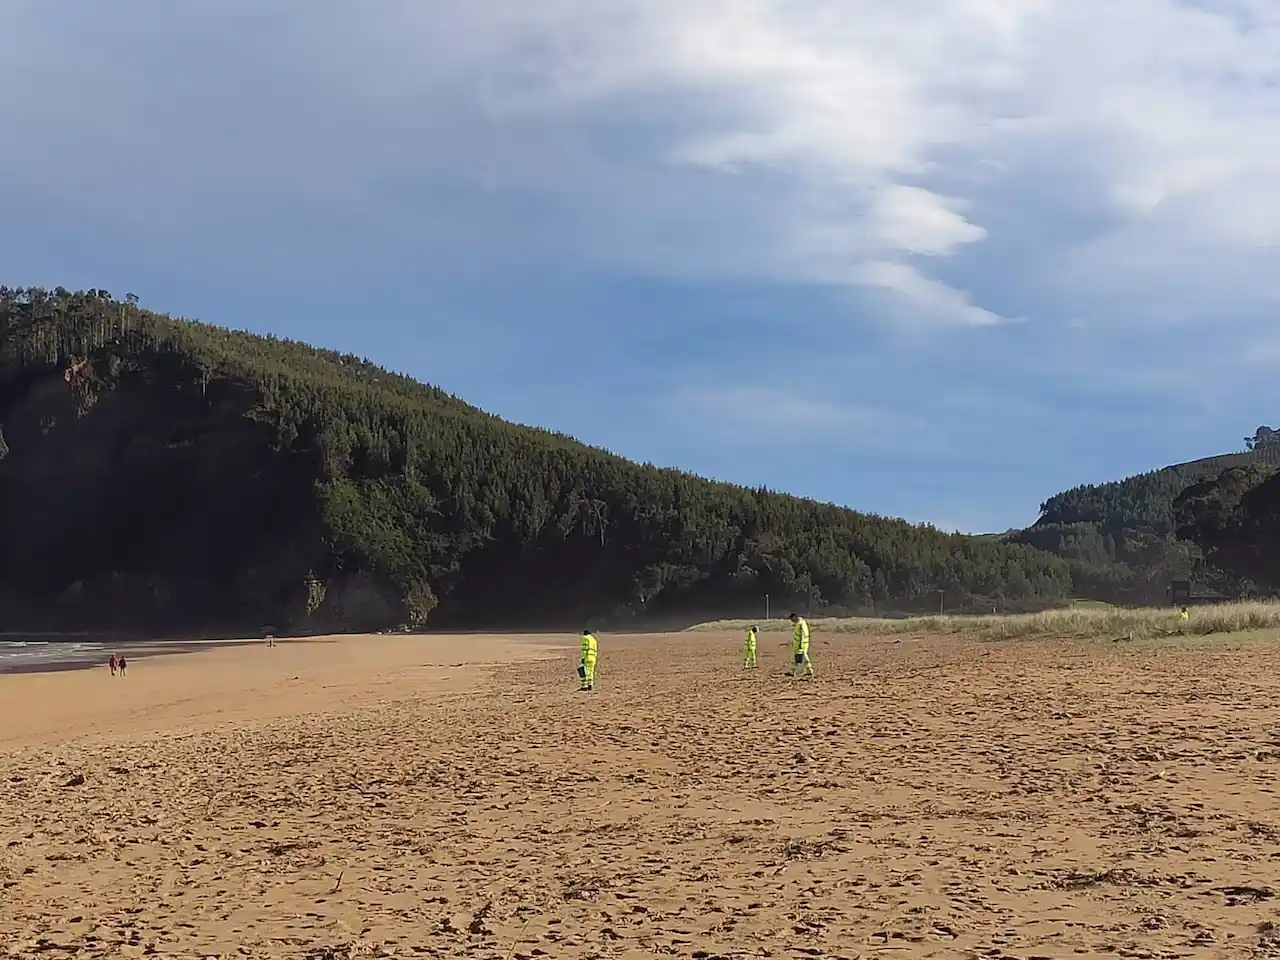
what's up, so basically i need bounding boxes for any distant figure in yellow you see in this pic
[789,612,813,678]
[744,625,759,669]
[578,628,598,692]
[1177,605,1190,634]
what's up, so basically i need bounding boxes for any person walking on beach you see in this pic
[108,653,118,677]
[744,625,759,670]
[116,654,127,677]
[789,612,813,679]
[578,628,598,692]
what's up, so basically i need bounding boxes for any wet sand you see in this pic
[0,638,264,676]
[3,630,1280,958]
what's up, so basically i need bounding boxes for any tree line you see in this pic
[1006,443,1280,604]
[0,286,1134,632]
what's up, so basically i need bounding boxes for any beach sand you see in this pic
[3,630,1280,958]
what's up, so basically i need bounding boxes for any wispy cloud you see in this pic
[4,0,1279,335]
[386,0,1280,333]
[854,261,1004,327]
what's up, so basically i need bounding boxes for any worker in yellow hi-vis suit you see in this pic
[1177,605,1190,635]
[789,612,813,678]
[578,628,598,691]
[744,625,759,669]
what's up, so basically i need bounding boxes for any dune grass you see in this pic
[685,600,1280,642]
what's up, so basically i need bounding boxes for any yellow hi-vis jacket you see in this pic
[745,627,758,651]
[581,632,598,663]
[791,617,810,655]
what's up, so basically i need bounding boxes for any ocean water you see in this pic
[0,636,266,673]
[0,639,109,671]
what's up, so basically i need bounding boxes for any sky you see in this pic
[2,1,1279,533]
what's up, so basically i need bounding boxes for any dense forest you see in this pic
[0,287,1107,634]
[1175,462,1280,597]
[1007,433,1280,603]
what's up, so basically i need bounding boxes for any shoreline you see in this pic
[0,637,274,676]
[0,632,573,677]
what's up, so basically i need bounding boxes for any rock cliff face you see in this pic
[0,348,402,634]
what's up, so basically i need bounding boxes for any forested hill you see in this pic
[1009,437,1280,602]
[0,286,1092,634]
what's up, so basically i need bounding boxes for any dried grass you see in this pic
[687,600,1280,642]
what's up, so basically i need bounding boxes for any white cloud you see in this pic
[2,0,1280,340]
[373,0,1280,332]
[854,261,1003,326]
[863,185,987,257]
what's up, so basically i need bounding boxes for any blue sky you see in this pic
[3,1,1279,532]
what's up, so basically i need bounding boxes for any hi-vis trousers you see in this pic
[792,648,814,677]
[578,656,597,690]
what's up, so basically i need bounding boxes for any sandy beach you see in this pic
[3,629,1280,959]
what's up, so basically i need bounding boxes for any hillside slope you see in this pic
[1009,441,1280,602]
[1175,462,1280,595]
[0,287,1088,633]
